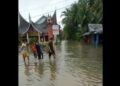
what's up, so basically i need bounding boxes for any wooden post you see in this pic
[43,35,45,42]
[38,32,40,43]
[26,33,29,44]
[96,33,99,46]
[42,33,44,42]
[54,34,57,44]
[92,34,95,45]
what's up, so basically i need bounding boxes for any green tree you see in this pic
[62,0,103,41]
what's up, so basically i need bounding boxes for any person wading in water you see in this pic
[21,41,29,65]
[48,38,56,59]
[31,42,37,62]
[36,41,44,61]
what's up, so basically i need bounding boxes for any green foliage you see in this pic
[62,0,103,41]
[29,37,38,44]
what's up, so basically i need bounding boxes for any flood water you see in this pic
[19,40,102,86]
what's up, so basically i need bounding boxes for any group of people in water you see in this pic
[20,38,56,64]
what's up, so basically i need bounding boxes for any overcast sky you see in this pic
[19,0,78,28]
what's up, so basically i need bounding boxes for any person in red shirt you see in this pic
[31,42,37,60]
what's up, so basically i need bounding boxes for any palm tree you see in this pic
[61,0,103,40]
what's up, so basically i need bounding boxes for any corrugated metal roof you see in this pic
[82,32,91,36]
[35,16,47,24]
[18,10,57,35]
[31,20,48,33]
[30,14,48,33]
[52,10,57,25]
[88,24,103,33]
[18,13,30,34]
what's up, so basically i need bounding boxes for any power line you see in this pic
[19,0,78,22]
[19,0,75,12]
[31,4,71,18]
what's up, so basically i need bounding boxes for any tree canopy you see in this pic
[62,0,103,40]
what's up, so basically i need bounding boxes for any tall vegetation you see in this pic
[62,0,103,40]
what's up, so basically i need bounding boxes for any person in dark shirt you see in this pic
[36,41,44,60]
[48,38,56,59]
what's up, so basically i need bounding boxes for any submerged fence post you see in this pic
[95,33,99,47]
[92,34,95,45]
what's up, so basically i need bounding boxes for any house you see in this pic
[18,10,58,44]
[82,24,103,45]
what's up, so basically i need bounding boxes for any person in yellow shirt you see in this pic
[21,41,29,65]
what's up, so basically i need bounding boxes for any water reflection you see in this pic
[49,59,57,81]
[19,40,102,86]
[34,62,38,72]
[24,64,31,76]
[38,61,44,78]
[34,61,44,79]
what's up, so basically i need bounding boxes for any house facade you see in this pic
[82,24,103,46]
[18,11,58,44]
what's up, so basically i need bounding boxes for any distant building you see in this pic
[82,24,103,45]
[18,10,58,44]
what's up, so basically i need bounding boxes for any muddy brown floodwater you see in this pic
[19,40,102,86]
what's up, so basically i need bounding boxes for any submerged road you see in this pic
[19,41,102,86]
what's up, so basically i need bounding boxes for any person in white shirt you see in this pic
[21,41,29,65]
